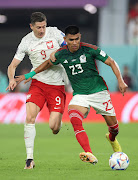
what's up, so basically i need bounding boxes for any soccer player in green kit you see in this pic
[15,25,128,165]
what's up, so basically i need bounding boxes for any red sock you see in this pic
[68,109,92,153]
[108,123,119,141]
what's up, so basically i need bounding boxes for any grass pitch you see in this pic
[0,123,138,180]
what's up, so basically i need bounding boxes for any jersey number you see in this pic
[103,100,113,111]
[41,50,46,59]
[55,96,61,105]
[69,64,84,75]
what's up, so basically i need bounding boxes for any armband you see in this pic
[24,71,36,79]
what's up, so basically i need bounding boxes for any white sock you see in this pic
[24,123,36,160]
[59,121,63,130]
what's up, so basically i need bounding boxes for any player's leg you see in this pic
[103,115,122,152]
[90,90,122,152]
[24,80,46,169]
[68,105,98,164]
[24,102,40,169]
[49,112,63,134]
[46,84,66,134]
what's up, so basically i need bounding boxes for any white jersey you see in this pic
[14,27,66,85]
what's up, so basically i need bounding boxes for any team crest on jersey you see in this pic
[100,50,106,57]
[46,41,54,49]
[80,54,86,63]
[26,94,31,100]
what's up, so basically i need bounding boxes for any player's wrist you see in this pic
[24,71,36,79]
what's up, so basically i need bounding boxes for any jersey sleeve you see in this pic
[52,27,66,47]
[91,47,109,62]
[14,38,27,61]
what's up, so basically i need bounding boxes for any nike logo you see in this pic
[63,60,68,63]
[24,137,29,139]
[54,107,61,109]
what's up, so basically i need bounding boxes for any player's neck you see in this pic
[68,47,79,53]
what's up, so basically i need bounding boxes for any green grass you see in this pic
[0,123,138,180]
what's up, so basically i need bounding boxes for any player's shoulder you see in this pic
[80,42,98,50]
[21,32,33,42]
[56,45,68,53]
[47,26,60,33]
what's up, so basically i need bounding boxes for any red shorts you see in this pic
[26,79,66,114]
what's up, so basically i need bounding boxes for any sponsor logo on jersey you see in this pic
[63,60,68,63]
[54,107,61,109]
[46,41,54,49]
[80,54,86,63]
[71,59,77,62]
[100,50,106,57]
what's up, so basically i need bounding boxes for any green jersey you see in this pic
[52,42,108,95]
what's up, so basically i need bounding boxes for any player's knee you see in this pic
[68,109,84,130]
[52,129,60,134]
[26,115,36,124]
[51,127,60,134]
[49,124,60,134]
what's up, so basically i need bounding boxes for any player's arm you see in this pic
[6,58,21,91]
[15,59,53,84]
[104,57,128,96]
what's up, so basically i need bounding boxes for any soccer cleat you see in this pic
[24,159,35,169]
[106,133,122,152]
[79,152,98,165]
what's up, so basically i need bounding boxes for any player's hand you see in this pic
[6,79,17,91]
[24,77,32,84]
[15,75,25,84]
[118,81,128,96]
[50,51,57,62]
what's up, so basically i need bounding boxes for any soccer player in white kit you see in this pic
[7,12,67,169]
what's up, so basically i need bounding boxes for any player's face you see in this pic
[64,33,81,53]
[30,21,46,38]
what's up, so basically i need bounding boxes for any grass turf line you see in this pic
[0,123,137,180]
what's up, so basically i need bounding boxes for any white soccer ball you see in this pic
[109,152,129,170]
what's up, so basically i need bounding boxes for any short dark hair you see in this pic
[31,12,46,25]
[65,25,80,35]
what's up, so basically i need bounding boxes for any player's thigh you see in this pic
[89,90,116,116]
[46,87,66,114]
[102,115,118,126]
[26,80,46,110]
[69,95,89,117]
[49,111,63,129]
[26,102,40,123]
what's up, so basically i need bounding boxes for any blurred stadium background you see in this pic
[0,1,138,179]
[0,0,137,123]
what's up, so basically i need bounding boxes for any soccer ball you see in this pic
[109,152,129,170]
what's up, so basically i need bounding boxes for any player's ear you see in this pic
[30,23,33,30]
[79,33,81,40]
[64,36,67,42]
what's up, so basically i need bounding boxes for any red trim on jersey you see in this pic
[101,77,109,90]
[56,45,68,52]
[94,60,108,90]
[80,42,98,50]
[94,60,99,74]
